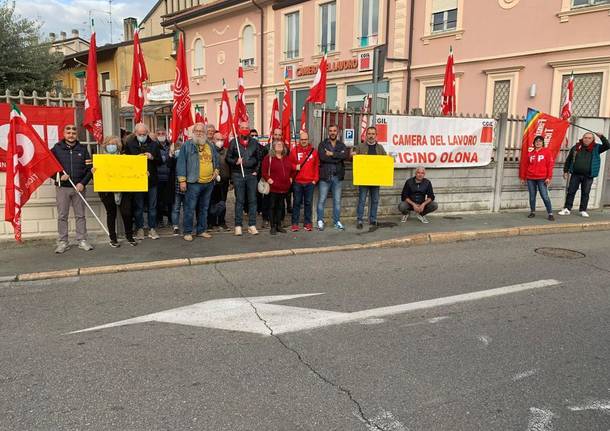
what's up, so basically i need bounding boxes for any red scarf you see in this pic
[575,139,594,153]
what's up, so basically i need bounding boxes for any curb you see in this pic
[6,221,610,283]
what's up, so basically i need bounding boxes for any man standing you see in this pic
[558,132,609,217]
[51,124,94,253]
[355,126,386,231]
[290,131,319,231]
[176,122,219,241]
[226,120,260,236]
[317,124,348,231]
[399,167,438,224]
[156,129,172,227]
[208,131,231,231]
[124,123,162,240]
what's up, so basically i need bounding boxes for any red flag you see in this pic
[83,31,103,142]
[234,66,249,130]
[299,54,327,132]
[268,95,280,142]
[171,33,194,143]
[127,30,148,124]
[195,104,204,123]
[5,105,63,242]
[519,108,569,179]
[441,47,456,116]
[219,82,234,148]
[360,94,372,143]
[560,73,574,120]
[281,79,292,146]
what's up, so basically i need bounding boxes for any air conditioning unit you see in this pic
[241,58,255,68]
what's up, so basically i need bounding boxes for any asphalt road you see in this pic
[1,232,609,430]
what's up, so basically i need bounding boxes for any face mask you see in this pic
[137,135,147,144]
[158,136,166,143]
[105,144,118,154]
[215,140,224,149]
[174,149,180,157]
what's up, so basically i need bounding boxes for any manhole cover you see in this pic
[534,247,585,259]
[443,216,463,220]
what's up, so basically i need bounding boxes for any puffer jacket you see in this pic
[51,139,92,187]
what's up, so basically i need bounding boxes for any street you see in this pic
[1,231,609,430]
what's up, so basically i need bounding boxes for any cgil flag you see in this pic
[441,46,456,116]
[171,33,194,143]
[360,94,372,143]
[234,65,249,130]
[4,105,63,242]
[83,28,103,142]
[218,81,235,148]
[127,29,149,124]
[281,77,293,147]
[560,73,574,121]
[300,54,327,132]
[268,94,281,144]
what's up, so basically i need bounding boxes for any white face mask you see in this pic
[214,140,224,149]
[158,136,166,143]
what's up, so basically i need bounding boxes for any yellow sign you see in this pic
[352,155,395,187]
[93,154,148,192]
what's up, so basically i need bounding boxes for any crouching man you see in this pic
[398,167,438,224]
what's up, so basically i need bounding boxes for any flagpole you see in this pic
[225,79,245,178]
[63,171,110,237]
[568,122,597,135]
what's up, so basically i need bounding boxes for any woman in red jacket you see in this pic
[520,135,555,221]
[262,139,295,235]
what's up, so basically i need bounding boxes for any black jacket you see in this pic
[124,135,162,185]
[318,138,348,181]
[226,137,260,176]
[401,177,435,204]
[51,140,92,187]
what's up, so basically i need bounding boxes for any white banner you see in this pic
[375,115,496,168]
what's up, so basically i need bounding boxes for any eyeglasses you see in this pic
[65,126,77,131]
[193,129,205,134]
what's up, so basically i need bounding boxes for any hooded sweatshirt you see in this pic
[289,144,319,184]
[522,147,554,181]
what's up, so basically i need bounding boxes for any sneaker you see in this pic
[127,238,138,246]
[197,232,212,238]
[416,214,430,224]
[291,224,300,232]
[135,228,145,240]
[220,223,230,231]
[580,211,590,218]
[317,220,325,231]
[558,208,570,216]
[248,226,259,235]
[78,240,94,251]
[148,229,160,240]
[109,240,120,248]
[528,213,535,218]
[304,223,313,231]
[369,222,378,232]
[54,241,70,254]
[277,226,287,233]
[235,226,243,236]
[334,221,345,231]
[183,234,193,242]
[357,221,363,230]
[270,227,277,235]
[548,214,555,221]
[172,226,180,236]
[401,213,409,223]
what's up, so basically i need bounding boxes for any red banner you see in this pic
[0,104,74,172]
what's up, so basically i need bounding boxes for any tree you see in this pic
[0,2,63,93]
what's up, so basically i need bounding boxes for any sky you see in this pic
[14,0,155,45]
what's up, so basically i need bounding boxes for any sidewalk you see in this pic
[2,210,610,280]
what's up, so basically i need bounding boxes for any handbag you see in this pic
[257,155,272,195]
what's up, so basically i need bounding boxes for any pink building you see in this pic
[161,0,610,135]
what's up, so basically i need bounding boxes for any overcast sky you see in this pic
[14,0,154,45]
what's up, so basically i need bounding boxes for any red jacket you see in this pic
[262,155,294,193]
[289,144,319,184]
[522,147,554,180]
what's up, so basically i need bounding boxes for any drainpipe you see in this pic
[251,0,264,132]
[405,0,415,113]
[383,0,410,112]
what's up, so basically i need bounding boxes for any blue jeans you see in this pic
[527,179,552,214]
[292,182,315,226]
[183,181,214,235]
[171,186,186,227]
[357,186,380,223]
[134,185,158,229]
[317,176,343,224]
[233,173,258,227]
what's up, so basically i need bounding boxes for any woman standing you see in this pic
[97,136,137,247]
[520,135,555,221]
[262,139,295,235]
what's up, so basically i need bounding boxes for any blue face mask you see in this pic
[106,144,118,154]
[137,135,147,144]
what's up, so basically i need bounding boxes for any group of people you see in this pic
[50,121,607,252]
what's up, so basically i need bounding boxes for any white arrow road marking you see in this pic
[69,279,561,336]
[567,399,610,412]
[527,407,555,431]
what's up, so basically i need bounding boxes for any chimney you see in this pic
[123,17,137,41]
[71,29,79,38]
[60,31,67,40]
[49,32,56,42]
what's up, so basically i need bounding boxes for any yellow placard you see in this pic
[93,154,148,192]
[352,155,395,187]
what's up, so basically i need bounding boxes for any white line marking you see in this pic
[477,335,492,346]
[567,399,610,412]
[360,318,386,325]
[427,316,450,323]
[513,369,538,381]
[527,407,555,431]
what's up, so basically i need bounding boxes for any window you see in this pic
[125,118,134,132]
[346,81,389,112]
[241,25,255,67]
[156,116,169,131]
[359,0,379,47]
[320,1,336,53]
[246,102,255,128]
[424,85,443,115]
[559,72,603,117]
[572,0,609,7]
[193,38,204,75]
[492,80,510,116]
[100,72,111,92]
[431,0,458,33]
[285,12,300,59]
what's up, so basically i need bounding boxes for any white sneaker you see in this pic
[401,213,409,223]
[148,228,160,240]
[558,208,570,216]
[248,226,259,235]
[416,214,430,224]
[234,226,243,236]
[54,241,70,254]
[334,221,345,231]
[317,220,325,231]
[580,211,590,218]
[135,228,145,240]
[78,240,94,251]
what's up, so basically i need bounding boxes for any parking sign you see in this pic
[343,128,355,146]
